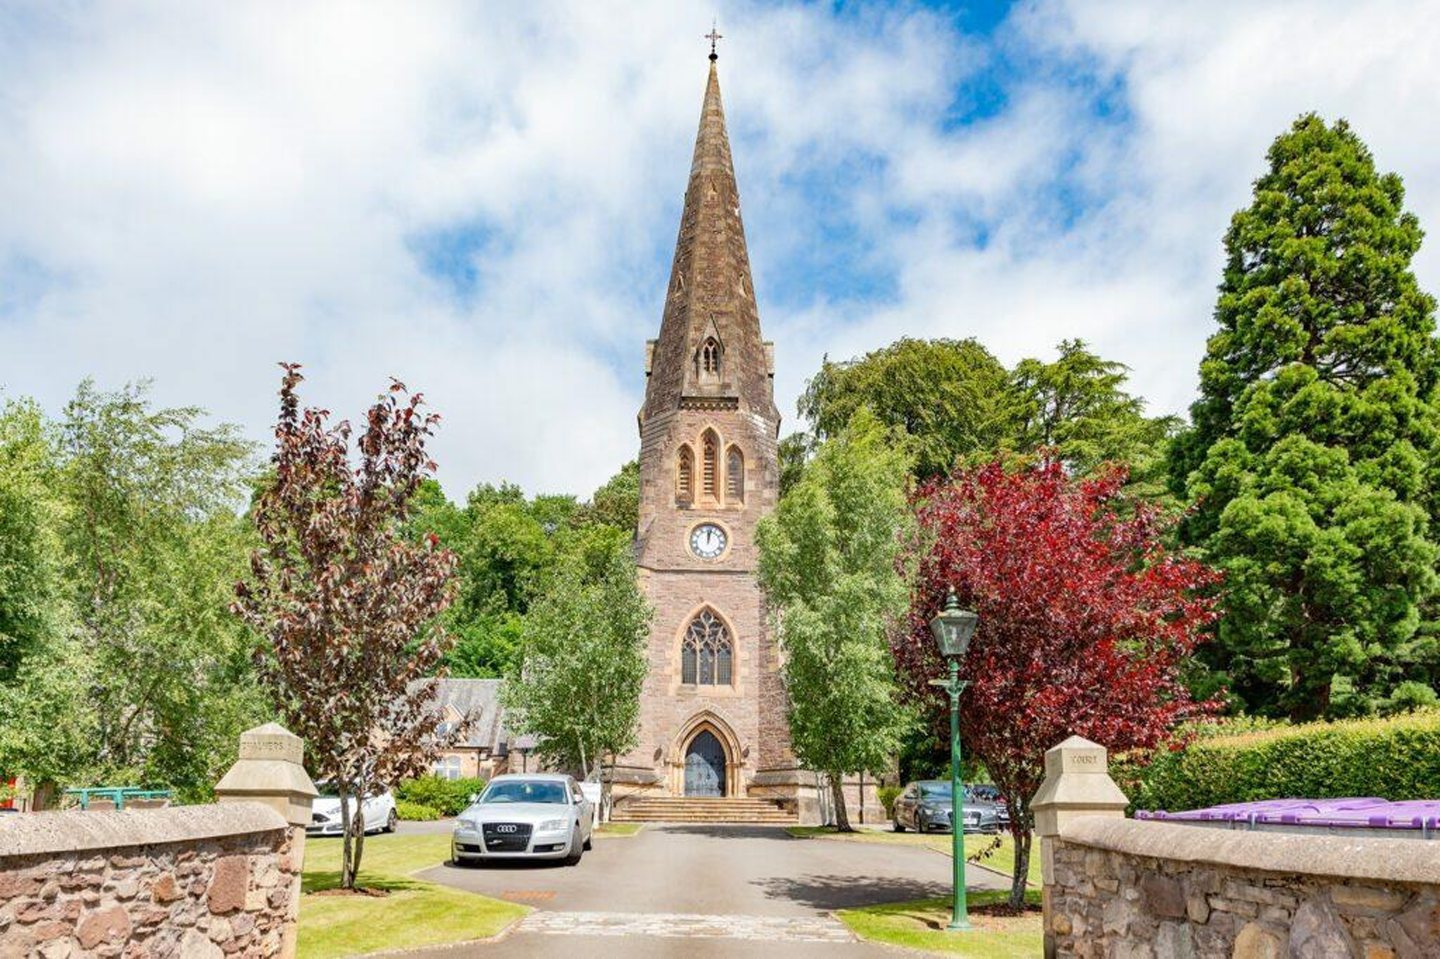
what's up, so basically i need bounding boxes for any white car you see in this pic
[307,786,398,837]
[452,774,594,866]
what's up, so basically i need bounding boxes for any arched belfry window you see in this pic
[682,608,733,686]
[726,446,744,503]
[701,337,721,377]
[701,430,719,501]
[676,445,694,504]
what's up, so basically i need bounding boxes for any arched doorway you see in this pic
[684,730,727,797]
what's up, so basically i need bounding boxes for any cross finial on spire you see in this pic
[705,21,722,61]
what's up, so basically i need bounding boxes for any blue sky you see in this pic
[2,0,1438,496]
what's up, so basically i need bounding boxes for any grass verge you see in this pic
[298,832,528,958]
[785,827,1042,887]
[595,822,643,837]
[836,889,1043,957]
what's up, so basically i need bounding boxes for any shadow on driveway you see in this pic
[434,858,573,872]
[751,873,950,911]
[650,824,801,840]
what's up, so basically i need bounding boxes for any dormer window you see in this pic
[696,335,723,384]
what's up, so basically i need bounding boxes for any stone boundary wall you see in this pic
[1048,817,1440,958]
[0,803,299,958]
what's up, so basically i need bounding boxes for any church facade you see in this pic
[609,57,818,818]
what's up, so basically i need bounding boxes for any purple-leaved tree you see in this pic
[234,364,463,890]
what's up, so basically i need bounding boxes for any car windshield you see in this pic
[478,780,569,805]
[919,783,953,799]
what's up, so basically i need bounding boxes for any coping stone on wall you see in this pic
[0,803,287,859]
[1060,816,1440,885]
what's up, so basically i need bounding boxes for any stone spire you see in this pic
[641,59,777,430]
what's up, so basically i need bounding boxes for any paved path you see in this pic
[390,823,1006,957]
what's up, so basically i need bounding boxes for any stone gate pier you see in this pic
[0,723,315,958]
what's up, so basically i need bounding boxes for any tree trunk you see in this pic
[352,801,367,889]
[1010,827,1031,911]
[830,773,853,832]
[339,791,355,890]
[1288,661,1332,722]
[600,754,613,823]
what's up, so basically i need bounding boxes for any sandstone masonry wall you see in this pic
[0,804,297,959]
[1047,819,1440,958]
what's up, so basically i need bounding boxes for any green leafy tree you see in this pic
[799,338,1013,480]
[798,337,1172,487]
[0,398,60,681]
[0,632,97,797]
[585,460,639,532]
[0,384,266,803]
[777,433,812,498]
[410,469,637,680]
[502,545,650,803]
[757,410,917,831]
[1169,115,1440,719]
[57,382,264,798]
[1011,340,1179,496]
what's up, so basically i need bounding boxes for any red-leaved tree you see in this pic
[895,458,1220,908]
[234,364,462,890]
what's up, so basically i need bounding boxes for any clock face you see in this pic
[690,523,728,559]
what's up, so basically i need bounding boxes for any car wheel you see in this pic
[564,831,584,866]
[583,832,593,851]
[384,809,398,833]
[892,817,905,833]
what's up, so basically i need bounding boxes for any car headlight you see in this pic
[537,818,568,833]
[455,818,478,832]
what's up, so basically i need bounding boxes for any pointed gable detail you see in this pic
[641,61,778,430]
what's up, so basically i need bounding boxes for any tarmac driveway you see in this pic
[400,823,1007,957]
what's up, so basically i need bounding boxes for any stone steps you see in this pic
[611,797,797,824]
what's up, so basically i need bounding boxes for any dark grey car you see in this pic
[892,779,1002,834]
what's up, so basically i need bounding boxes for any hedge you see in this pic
[395,800,440,822]
[1119,710,1440,813]
[395,775,487,816]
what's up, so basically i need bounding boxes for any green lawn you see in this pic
[298,832,528,959]
[785,827,1042,887]
[837,889,1043,957]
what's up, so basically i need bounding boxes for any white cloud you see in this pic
[2,1,1438,495]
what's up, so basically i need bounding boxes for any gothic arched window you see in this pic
[682,609,733,685]
[676,444,694,504]
[726,446,744,503]
[701,337,721,376]
[701,430,719,501]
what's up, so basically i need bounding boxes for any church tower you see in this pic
[612,52,808,816]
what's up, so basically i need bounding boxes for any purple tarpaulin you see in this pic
[1137,797,1440,832]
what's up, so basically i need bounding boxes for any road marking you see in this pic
[515,911,855,942]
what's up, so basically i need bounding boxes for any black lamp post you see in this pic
[929,588,979,932]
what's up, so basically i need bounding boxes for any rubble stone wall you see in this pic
[0,804,298,958]
[1046,817,1440,958]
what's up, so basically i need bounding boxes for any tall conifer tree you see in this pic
[1170,115,1440,719]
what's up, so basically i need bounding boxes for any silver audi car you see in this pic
[451,773,594,866]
